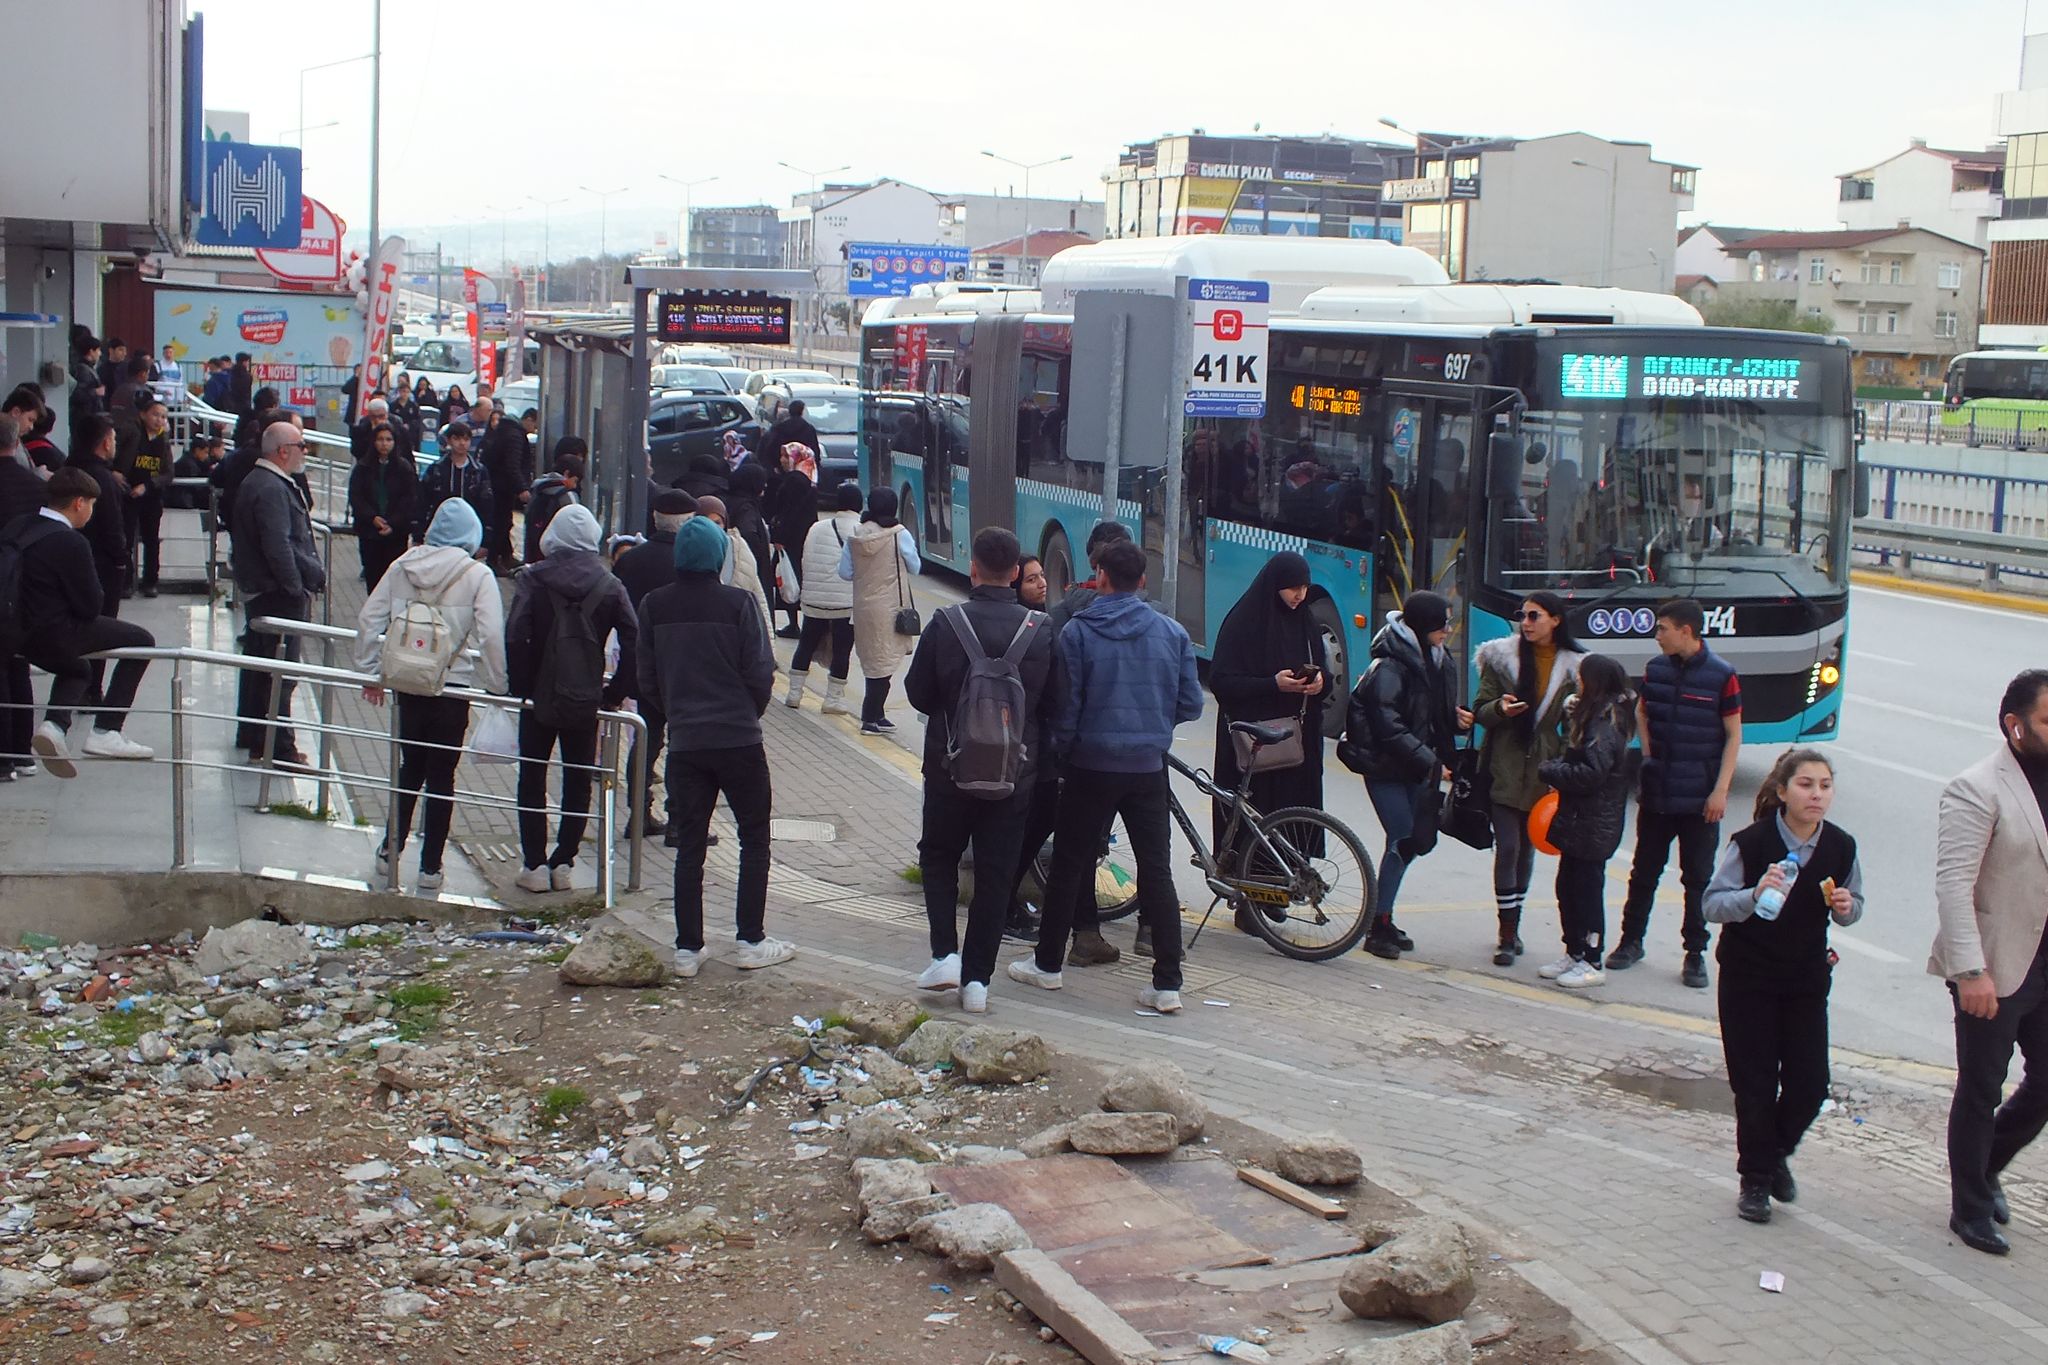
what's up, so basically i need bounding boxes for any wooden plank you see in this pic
[1131,1156,1362,1266]
[995,1249,1159,1365]
[1236,1165,1348,1220]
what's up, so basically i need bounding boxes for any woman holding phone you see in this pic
[1208,554,1328,891]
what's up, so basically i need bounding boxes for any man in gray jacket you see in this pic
[231,422,326,769]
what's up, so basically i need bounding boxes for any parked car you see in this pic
[406,336,542,400]
[657,345,739,368]
[651,363,734,393]
[744,368,838,405]
[648,392,763,486]
[495,376,541,416]
[760,383,861,504]
[709,366,753,394]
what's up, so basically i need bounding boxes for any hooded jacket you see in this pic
[635,518,774,752]
[353,543,508,693]
[1345,614,1458,785]
[504,509,636,707]
[1473,634,1584,811]
[522,473,578,563]
[1537,706,1633,861]
[1050,591,1204,774]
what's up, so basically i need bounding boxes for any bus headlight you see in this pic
[1806,654,1843,706]
[1819,663,1841,688]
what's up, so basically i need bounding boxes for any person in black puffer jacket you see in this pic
[1342,590,1469,960]
[1535,653,1636,988]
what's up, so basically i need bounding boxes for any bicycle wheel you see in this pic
[1232,806,1376,961]
[1022,814,1141,923]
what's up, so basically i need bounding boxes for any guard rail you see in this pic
[1853,517,2048,588]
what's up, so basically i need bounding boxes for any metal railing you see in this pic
[1853,517,2048,589]
[60,640,649,908]
[1859,399,2048,452]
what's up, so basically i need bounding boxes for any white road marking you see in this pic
[1847,649,1916,667]
[1847,694,1984,733]
[1830,745,1951,785]
[1855,584,2044,621]
[1830,933,1912,965]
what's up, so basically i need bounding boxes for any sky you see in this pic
[190,0,2029,269]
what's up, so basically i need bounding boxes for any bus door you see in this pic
[1378,388,1478,672]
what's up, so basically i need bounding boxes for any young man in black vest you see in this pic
[1608,597,1742,988]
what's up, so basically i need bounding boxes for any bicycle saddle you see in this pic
[1228,721,1295,746]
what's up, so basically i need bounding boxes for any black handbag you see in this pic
[1443,741,1496,851]
[891,535,921,637]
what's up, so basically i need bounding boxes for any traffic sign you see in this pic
[847,242,969,297]
[1184,278,1269,418]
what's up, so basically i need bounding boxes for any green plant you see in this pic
[387,982,451,1041]
[265,802,326,822]
[540,1085,589,1124]
[638,991,664,1006]
[819,1011,852,1032]
[432,1193,455,1212]
[347,927,406,949]
[96,1007,164,1049]
[899,865,923,885]
[539,945,572,965]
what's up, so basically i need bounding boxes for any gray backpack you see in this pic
[941,605,1043,799]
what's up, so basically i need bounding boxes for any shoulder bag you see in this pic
[891,532,922,636]
[1442,737,1497,851]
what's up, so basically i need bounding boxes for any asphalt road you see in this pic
[896,575,2036,1069]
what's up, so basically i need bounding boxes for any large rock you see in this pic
[1338,1219,1478,1325]
[1332,1322,1474,1365]
[1275,1133,1364,1187]
[1067,1111,1179,1156]
[1018,1123,1075,1158]
[221,998,285,1037]
[846,1113,941,1163]
[0,1268,52,1304]
[854,1046,923,1099]
[1098,1062,1207,1143]
[558,924,667,988]
[950,1028,1052,1085]
[852,1158,933,1212]
[862,1192,955,1244]
[908,1202,1033,1272]
[193,918,313,978]
[835,999,927,1049]
[895,1018,970,1067]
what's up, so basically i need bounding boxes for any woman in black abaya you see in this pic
[1208,552,1328,857]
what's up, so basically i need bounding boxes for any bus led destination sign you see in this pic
[1561,352,1806,402]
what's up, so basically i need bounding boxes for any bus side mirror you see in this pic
[1487,432,1523,499]
[1853,462,1871,519]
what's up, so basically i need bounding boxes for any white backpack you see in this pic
[380,582,465,697]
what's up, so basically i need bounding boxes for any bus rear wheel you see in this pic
[1308,596,1350,741]
[1042,528,1076,600]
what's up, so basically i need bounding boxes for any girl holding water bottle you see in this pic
[1703,749,1865,1224]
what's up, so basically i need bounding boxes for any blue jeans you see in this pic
[1366,778,1431,925]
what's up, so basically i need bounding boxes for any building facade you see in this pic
[1713,228,1982,393]
[1105,133,1409,241]
[1386,131,1695,290]
[939,194,1104,254]
[1984,20,2048,347]
[1675,225,1779,283]
[1837,141,2004,250]
[687,205,785,272]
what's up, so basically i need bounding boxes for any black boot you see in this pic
[1770,1159,1797,1204]
[1737,1180,1772,1224]
[1364,920,1402,960]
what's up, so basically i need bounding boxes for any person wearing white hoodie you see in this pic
[355,499,508,891]
[783,483,862,714]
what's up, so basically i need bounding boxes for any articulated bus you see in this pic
[858,237,1856,744]
[1941,348,2048,443]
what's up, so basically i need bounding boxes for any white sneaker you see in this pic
[550,864,574,891]
[514,866,552,893]
[83,728,153,760]
[732,937,795,970]
[32,721,75,779]
[1006,958,1063,991]
[1138,988,1183,1014]
[1555,960,1607,989]
[960,982,989,1014]
[672,948,704,979]
[416,869,444,893]
[1536,955,1578,980]
[917,954,963,991]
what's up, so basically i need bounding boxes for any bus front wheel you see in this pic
[1042,528,1076,600]
[1309,596,1350,741]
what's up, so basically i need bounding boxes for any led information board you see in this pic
[658,292,792,345]
[1287,382,1363,416]
[1560,352,1808,402]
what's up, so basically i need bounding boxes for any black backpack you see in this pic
[0,517,60,657]
[531,580,610,727]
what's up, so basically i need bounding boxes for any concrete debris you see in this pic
[1275,1132,1365,1187]
[1017,1123,1075,1158]
[192,917,314,978]
[556,922,668,988]
[1338,1218,1479,1325]
[1067,1111,1180,1156]
[1327,1321,1474,1364]
[950,1027,1052,1084]
[1097,1061,1207,1143]
[907,1202,1033,1272]
[845,1113,942,1163]
[833,998,927,1049]
[894,1018,970,1066]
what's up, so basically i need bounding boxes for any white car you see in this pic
[744,368,839,400]
[495,376,540,417]
[658,345,739,368]
[406,336,541,403]
[651,363,735,393]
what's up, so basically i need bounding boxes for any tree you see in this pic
[1699,296,1833,335]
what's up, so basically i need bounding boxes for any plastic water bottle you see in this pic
[1754,852,1802,921]
[1197,1338,1273,1362]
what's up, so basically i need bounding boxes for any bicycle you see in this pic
[1019,721,1376,962]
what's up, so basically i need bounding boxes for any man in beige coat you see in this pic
[1931,669,2048,1256]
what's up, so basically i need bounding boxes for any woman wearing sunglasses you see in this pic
[1472,591,1585,966]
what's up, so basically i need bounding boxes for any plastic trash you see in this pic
[1198,1336,1273,1361]
[1755,852,1802,920]
[465,930,558,944]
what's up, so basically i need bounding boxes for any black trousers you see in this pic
[127,490,163,588]
[791,615,854,679]
[668,743,772,952]
[235,590,306,758]
[1035,765,1182,991]
[1,656,34,760]
[1949,947,2048,1221]
[919,776,1031,985]
[360,532,407,591]
[1620,806,1717,952]
[29,616,154,733]
[1009,773,1101,934]
[1555,852,1608,963]
[487,498,517,565]
[1719,965,1832,1180]
[386,694,470,874]
[631,703,667,819]
[862,676,892,724]
[516,713,598,869]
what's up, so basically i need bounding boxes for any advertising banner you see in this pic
[195,141,303,249]
[255,197,347,284]
[360,235,406,399]
[154,288,361,372]
[846,242,970,297]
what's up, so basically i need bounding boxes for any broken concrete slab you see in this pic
[996,1249,1159,1365]
[1068,1111,1179,1157]
[951,1027,1053,1084]
[1275,1132,1364,1187]
[192,917,313,978]
[907,1202,1032,1272]
[557,921,668,988]
[846,1114,941,1163]
[835,998,926,1049]
[861,1192,954,1244]
[1325,1320,1474,1364]
[1098,1062,1206,1143]
[1338,1218,1477,1325]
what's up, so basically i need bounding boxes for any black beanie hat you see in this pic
[1401,590,1451,637]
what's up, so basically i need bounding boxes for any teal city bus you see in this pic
[858,237,1856,744]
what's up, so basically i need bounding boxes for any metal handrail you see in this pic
[1853,516,2048,588]
[86,643,648,906]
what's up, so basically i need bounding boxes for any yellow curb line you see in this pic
[1851,568,2048,617]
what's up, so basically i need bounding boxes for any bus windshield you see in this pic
[1496,404,1849,597]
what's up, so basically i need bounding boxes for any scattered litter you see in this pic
[792,1015,824,1034]
[1198,1335,1274,1360]
[1202,1000,1232,1008]
[924,1312,958,1324]
[1368,983,1383,991]
[791,1143,830,1160]
[1759,1270,1785,1294]
[340,1160,393,1183]
[1135,1009,1165,1018]
[930,1283,952,1294]
[749,1331,778,1343]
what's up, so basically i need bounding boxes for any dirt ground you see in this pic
[0,925,1604,1364]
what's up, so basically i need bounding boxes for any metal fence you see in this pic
[1858,399,2048,452]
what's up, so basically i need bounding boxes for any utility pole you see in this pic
[367,0,381,261]
[433,242,442,329]
[981,150,1072,284]
[529,195,568,306]
[581,185,627,308]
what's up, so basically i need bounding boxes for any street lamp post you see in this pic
[1378,117,1485,280]
[529,195,568,305]
[296,52,373,150]
[484,204,516,279]
[777,161,851,359]
[579,185,627,308]
[658,174,719,267]
[1571,157,1619,286]
[981,150,1072,284]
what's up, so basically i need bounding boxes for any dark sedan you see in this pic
[648,393,763,487]
[760,384,861,506]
